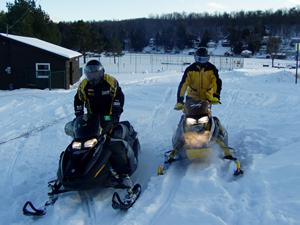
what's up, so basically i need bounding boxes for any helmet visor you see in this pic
[86,71,102,81]
[84,64,104,83]
[194,55,210,64]
[84,64,103,74]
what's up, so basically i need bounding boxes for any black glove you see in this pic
[102,122,114,134]
[75,105,84,117]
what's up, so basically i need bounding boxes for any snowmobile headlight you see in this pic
[84,138,98,148]
[72,141,82,149]
[186,118,197,126]
[198,116,209,124]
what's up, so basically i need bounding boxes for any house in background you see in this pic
[0,33,82,90]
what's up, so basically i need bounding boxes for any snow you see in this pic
[0,33,82,59]
[0,58,300,225]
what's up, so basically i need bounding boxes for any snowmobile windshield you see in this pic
[184,99,210,118]
[73,114,101,140]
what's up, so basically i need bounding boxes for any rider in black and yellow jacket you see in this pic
[74,60,124,131]
[175,47,222,110]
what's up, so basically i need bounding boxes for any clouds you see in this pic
[288,0,300,4]
[207,2,226,11]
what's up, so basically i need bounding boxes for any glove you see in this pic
[206,92,221,104]
[174,102,184,110]
[75,111,83,117]
[75,105,84,117]
[209,96,221,104]
[102,122,114,134]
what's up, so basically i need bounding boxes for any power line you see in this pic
[6,0,42,34]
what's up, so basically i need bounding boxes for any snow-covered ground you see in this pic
[0,63,300,225]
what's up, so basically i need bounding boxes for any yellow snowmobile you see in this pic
[157,99,243,176]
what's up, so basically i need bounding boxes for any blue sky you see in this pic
[1,0,300,22]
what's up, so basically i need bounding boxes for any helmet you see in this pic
[194,47,210,64]
[84,59,104,86]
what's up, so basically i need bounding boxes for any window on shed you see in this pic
[36,63,50,78]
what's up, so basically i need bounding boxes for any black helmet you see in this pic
[194,47,210,64]
[84,59,104,86]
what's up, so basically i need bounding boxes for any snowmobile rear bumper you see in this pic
[185,147,212,160]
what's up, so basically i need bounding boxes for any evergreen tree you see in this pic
[129,27,147,52]
[176,22,189,49]
[0,11,7,32]
[106,34,123,63]
[199,30,211,47]
[5,0,60,44]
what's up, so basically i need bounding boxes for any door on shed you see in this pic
[69,61,74,85]
[0,39,12,89]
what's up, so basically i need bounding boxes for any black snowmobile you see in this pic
[23,114,141,216]
[157,99,243,176]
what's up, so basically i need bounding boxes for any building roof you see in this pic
[0,33,82,59]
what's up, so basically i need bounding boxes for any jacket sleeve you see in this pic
[111,81,124,119]
[177,69,189,103]
[74,84,84,117]
[213,67,222,99]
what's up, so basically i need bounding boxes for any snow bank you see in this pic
[0,66,299,225]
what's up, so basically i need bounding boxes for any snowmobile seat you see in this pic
[108,121,139,176]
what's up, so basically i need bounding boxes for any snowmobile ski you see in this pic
[157,149,244,176]
[157,150,180,175]
[22,180,70,216]
[223,154,244,176]
[112,183,142,210]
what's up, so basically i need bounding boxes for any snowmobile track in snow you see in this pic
[79,191,98,225]
[149,165,187,225]
[0,115,72,145]
[150,87,173,130]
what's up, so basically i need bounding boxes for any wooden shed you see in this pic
[0,33,82,90]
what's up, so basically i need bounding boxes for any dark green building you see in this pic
[0,33,82,90]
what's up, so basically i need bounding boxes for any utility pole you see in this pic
[296,43,299,84]
[6,24,9,35]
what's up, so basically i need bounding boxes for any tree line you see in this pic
[1,0,300,55]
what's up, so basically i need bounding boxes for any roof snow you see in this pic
[0,33,82,59]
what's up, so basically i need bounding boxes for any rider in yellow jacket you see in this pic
[175,47,222,110]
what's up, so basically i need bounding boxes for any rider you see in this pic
[174,47,222,110]
[74,59,124,133]
[67,59,130,181]
[169,47,223,162]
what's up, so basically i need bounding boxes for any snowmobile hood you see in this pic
[73,114,101,140]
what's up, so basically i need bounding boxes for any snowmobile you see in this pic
[23,114,141,216]
[157,99,243,176]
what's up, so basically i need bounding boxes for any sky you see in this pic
[1,0,300,22]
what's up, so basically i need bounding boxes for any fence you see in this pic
[23,70,66,89]
[88,53,244,74]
